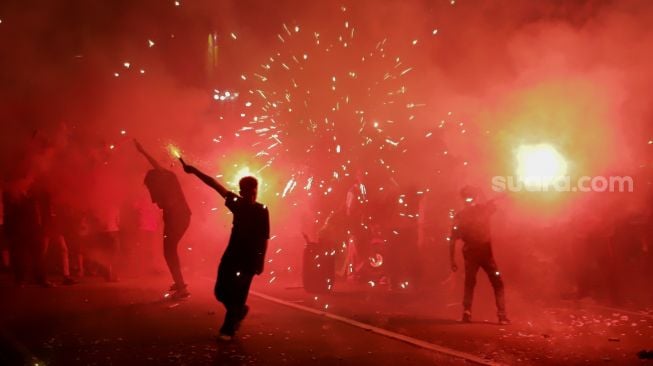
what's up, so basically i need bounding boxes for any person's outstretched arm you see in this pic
[179,158,229,198]
[134,139,162,170]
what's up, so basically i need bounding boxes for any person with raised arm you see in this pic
[179,158,269,341]
[134,140,191,299]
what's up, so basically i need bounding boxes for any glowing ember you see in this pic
[167,144,182,159]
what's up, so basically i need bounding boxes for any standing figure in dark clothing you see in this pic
[31,179,78,285]
[134,140,191,299]
[3,179,51,287]
[449,186,509,325]
[180,158,269,340]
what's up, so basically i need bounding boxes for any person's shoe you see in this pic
[461,310,472,323]
[498,315,511,325]
[217,333,233,341]
[170,287,190,300]
[62,277,78,286]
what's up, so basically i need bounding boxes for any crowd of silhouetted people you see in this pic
[0,129,165,288]
[0,177,167,287]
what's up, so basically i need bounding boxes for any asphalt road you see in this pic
[1,274,652,365]
[257,279,653,365]
[0,276,467,366]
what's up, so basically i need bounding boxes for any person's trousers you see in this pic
[44,234,71,277]
[163,214,190,287]
[9,236,29,282]
[9,234,46,284]
[463,245,506,316]
[215,264,254,335]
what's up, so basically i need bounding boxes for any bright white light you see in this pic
[516,144,568,189]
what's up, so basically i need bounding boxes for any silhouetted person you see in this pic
[3,178,51,287]
[180,158,269,340]
[301,210,342,293]
[31,179,77,285]
[449,186,509,324]
[344,176,370,279]
[135,140,191,299]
